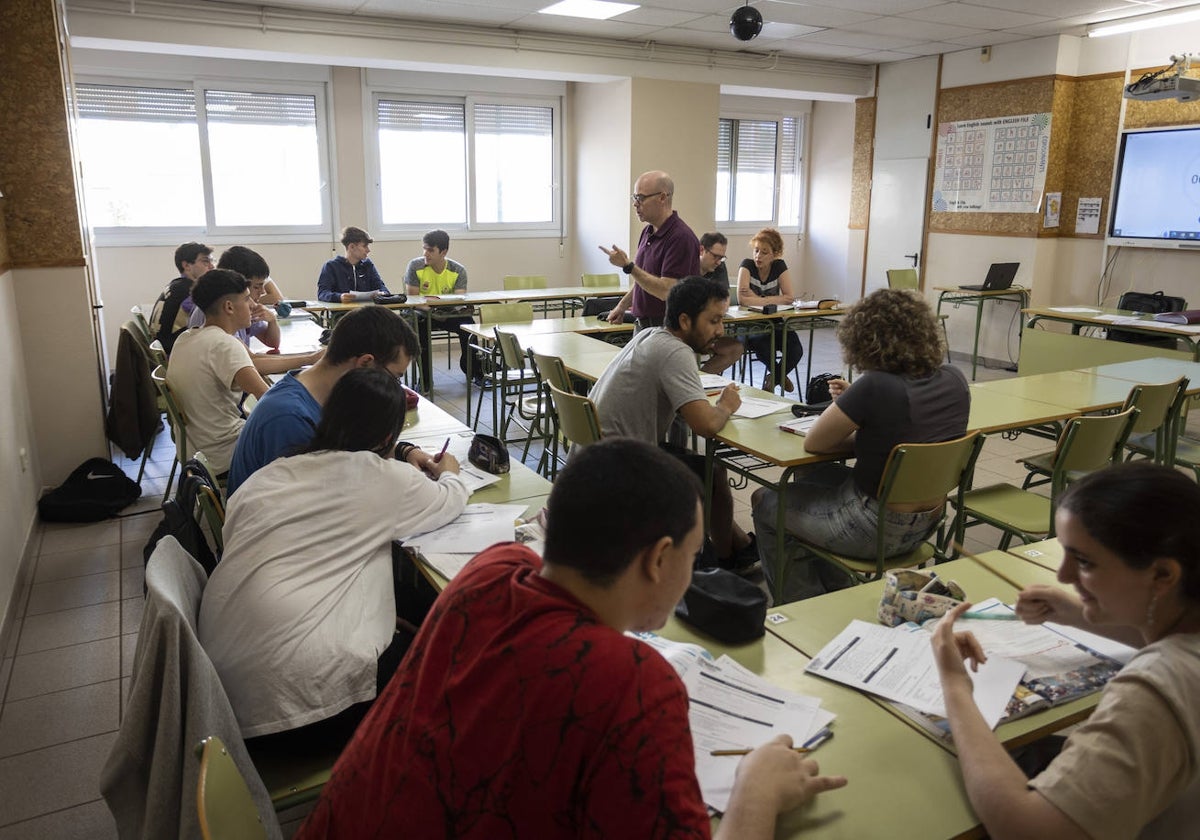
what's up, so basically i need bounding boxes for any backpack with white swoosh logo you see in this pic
[37,458,141,522]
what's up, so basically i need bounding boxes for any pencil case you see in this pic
[877,569,966,627]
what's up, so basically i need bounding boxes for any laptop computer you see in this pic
[959,262,1019,292]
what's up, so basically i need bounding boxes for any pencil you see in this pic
[710,746,812,757]
[953,542,1025,591]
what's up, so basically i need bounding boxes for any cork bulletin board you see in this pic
[849,97,875,230]
[929,77,1059,236]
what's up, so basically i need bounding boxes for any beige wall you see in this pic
[570,79,634,281]
[0,265,43,655]
[629,78,719,251]
[803,100,856,301]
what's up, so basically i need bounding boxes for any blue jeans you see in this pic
[752,463,943,604]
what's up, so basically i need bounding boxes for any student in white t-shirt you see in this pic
[166,269,270,475]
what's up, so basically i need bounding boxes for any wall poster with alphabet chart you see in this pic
[932,113,1052,214]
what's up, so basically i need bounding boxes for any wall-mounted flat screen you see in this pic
[1108,124,1200,250]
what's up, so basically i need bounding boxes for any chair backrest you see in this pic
[148,338,168,368]
[885,268,919,290]
[1123,377,1188,435]
[186,455,226,553]
[493,328,528,370]
[478,302,534,325]
[530,351,572,392]
[1052,406,1139,482]
[547,383,602,448]
[502,275,548,291]
[131,305,154,344]
[196,736,268,840]
[580,273,618,288]
[878,432,985,506]
[152,364,189,457]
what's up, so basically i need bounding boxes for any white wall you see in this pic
[570,79,634,281]
[0,266,43,655]
[803,100,855,300]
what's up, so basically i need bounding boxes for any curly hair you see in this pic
[750,227,784,255]
[837,288,945,376]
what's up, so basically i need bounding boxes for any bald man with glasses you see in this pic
[599,170,700,332]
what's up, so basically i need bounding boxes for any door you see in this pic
[863,56,938,295]
[864,158,928,293]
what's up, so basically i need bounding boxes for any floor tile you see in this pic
[121,540,148,569]
[121,635,138,679]
[32,545,122,584]
[17,603,120,656]
[6,639,121,702]
[0,681,120,757]
[26,572,121,617]
[120,597,144,636]
[0,799,117,839]
[118,512,161,545]
[120,566,144,600]
[39,521,122,556]
[0,733,117,827]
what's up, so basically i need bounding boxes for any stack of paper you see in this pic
[634,633,835,813]
[733,396,791,419]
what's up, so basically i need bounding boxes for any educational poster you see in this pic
[1076,197,1103,235]
[932,113,1052,213]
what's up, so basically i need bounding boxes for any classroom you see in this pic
[2,0,1200,835]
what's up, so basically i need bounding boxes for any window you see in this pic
[716,115,804,229]
[75,81,330,237]
[373,94,560,233]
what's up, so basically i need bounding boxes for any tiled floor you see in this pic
[0,327,1037,834]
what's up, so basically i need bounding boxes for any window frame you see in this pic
[367,89,562,238]
[716,110,808,237]
[75,75,333,246]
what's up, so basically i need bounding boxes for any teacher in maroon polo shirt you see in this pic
[600,170,701,332]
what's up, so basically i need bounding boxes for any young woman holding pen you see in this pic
[932,461,1200,840]
[199,367,466,748]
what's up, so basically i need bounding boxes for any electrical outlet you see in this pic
[980,46,991,63]
[19,447,29,472]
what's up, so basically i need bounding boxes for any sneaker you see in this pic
[783,376,795,393]
[763,373,775,392]
[471,375,487,389]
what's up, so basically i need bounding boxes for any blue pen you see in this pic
[801,727,833,750]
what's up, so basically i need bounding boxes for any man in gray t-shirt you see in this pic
[590,277,754,567]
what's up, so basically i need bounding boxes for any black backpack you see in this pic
[37,458,141,523]
[142,473,219,576]
[1107,290,1187,348]
[806,373,840,407]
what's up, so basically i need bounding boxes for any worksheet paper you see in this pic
[405,433,502,494]
[733,396,792,419]
[399,503,527,554]
[699,374,734,392]
[806,619,1024,728]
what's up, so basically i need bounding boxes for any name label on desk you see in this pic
[766,612,790,625]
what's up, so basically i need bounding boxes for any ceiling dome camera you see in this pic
[730,5,764,42]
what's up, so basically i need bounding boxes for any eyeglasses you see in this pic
[631,191,666,204]
[705,249,727,264]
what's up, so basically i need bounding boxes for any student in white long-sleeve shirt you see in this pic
[199,366,468,749]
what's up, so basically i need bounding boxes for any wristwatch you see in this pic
[622,261,634,275]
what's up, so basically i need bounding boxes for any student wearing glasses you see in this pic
[599,170,700,332]
[699,231,743,375]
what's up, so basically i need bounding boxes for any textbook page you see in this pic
[733,396,791,419]
[806,619,1024,727]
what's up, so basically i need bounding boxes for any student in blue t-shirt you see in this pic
[226,306,423,496]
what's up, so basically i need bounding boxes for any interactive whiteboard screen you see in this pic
[1109,125,1200,249]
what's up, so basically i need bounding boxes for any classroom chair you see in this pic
[1021,378,1188,486]
[777,433,984,598]
[489,329,549,462]
[151,364,188,501]
[131,304,154,346]
[580,272,619,288]
[950,407,1139,550]
[1119,378,1190,467]
[886,268,950,361]
[529,351,573,478]
[478,302,535,325]
[195,736,270,840]
[116,321,167,484]
[503,275,556,316]
[186,453,227,554]
[545,383,602,451]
